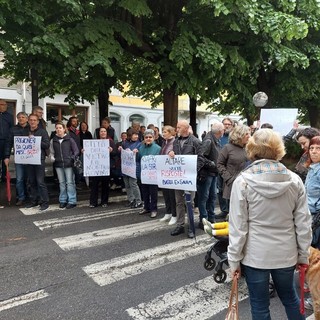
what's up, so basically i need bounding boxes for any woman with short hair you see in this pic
[228,129,312,320]
[216,125,250,219]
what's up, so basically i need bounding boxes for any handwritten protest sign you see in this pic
[156,155,197,191]
[83,139,110,177]
[14,136,41,165]
[141,155,158,185]
[260,108,298,136]
[121,149,136,179]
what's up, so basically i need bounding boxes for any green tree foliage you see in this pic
[1,1,320,127]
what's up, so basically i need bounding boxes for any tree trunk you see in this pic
[189,96,197,136]
[307,105,320,128]
[30,68,39,107]
[163,87,178,126]
[98,87,109,122]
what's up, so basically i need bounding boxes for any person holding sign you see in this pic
[4,112,30,206]
[25,114,50,211]
[50,122,79,209]
[88,127,116,208]
[119,129,143,208]
[138,129,161,218]
[159,125,177,225]
[169,120,202,239]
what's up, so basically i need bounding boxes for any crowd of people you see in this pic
[1,99,320,317]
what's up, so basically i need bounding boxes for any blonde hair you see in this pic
[229,125,250,146]
[162,125,176,135]
[246,129,285,161]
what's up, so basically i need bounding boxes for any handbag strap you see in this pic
[228,273,239,311]
[298,264,309,315]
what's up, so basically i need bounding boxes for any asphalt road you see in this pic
[0,188,315,320]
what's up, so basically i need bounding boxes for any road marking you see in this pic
[0,290,49,312]
[126,275,248,319]
[19,197,164,215]
[83,234,212,286]
[53,220,176,251]
[33,205,165,230]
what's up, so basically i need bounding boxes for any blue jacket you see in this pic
[305,162,320,214]
[0,111,14,140]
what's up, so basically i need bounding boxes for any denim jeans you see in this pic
[55,167,77,205]
[217,174,228,213]
[242,264,305,320]
[15,163,27,201]
[197,175,216,222]
[27,160,49,205]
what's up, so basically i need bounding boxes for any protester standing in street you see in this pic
[169,120,202,239]
[119,129,143,208]
[216,125,250,220]
[50,122,79,209]
[228,129,311,320]
[25,114,50,211]
[305,135,320,249]
[4,112,30,206]
[138,129,161,218]
[197,122,224,228]
[0,99,14,182]
[159,125,177,225]
[88,127,116,208]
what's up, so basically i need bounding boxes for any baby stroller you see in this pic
[203,221,229,283]
[202,220,275,297]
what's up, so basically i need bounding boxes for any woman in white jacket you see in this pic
[228,129,312,320]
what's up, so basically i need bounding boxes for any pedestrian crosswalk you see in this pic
[4,203,314,319]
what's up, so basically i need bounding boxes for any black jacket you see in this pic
[0,111,14,140]
[51,134,79,168]
[4,123,30,158]
[28,126,50,161]
[199,131,221,176]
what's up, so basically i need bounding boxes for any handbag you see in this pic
[225,273,239,320]
[74,156,83,175]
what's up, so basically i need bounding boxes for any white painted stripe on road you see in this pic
[19,200,95,215]
[83,234,212,286]
[126,275,248,320]
[53,220,175,251]
[0,290,49,312]
[33,204,165,230]
[20,196,164,215]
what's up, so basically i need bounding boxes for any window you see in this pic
[46,104,88,134]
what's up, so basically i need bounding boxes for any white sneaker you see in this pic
[168,216,177,225]
[150,211,157,218]
[160,214,172,222]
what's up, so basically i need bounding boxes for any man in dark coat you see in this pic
[0,99,14,182]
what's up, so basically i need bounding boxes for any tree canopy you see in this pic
[1,0,320,127]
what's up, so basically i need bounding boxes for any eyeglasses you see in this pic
[144,136,153,139]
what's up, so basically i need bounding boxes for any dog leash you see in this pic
[298,264,309,315]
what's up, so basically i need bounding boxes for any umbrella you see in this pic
[185,191,196,240]
[5,163,11,205]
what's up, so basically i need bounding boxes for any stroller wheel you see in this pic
[214,270,227,283]
[204,258,216,271]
